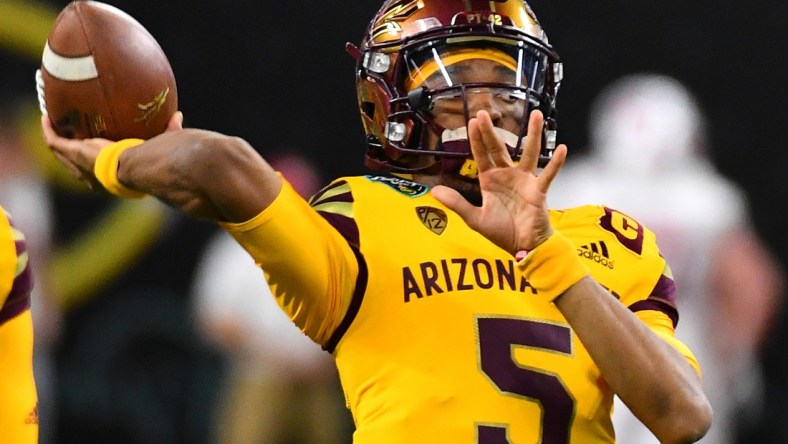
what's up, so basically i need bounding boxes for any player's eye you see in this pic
[494,89,526,103]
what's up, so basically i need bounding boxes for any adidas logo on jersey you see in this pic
[577,241,615,269]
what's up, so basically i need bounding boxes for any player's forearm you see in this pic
[118,129,281,223]
[555,277,712,443]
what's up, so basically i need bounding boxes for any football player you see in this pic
[40,0,712,442]
[0,205,38,443]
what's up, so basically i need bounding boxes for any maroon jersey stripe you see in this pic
[629,297,679,328]
[317,212,360,249]
[325,246,368,353]
[309,180,351,205]
[311,179,360,248]
[628,273,679,327]
[0,236,33,325]
[651,273,677,305]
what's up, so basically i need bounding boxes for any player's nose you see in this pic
[466,90,503,123]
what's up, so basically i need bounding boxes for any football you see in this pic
[40,1,177,140]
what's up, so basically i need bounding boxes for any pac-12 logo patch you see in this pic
[416,206,447,235]
[366,175,429,197]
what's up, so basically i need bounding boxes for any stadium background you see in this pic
[1,0,786,442]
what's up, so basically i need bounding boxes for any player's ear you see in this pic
[167,111,184,132]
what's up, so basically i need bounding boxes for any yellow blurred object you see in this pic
[48,198,169,312]
[0,0,57,60]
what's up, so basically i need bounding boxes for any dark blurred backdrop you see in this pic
[1,1,786,443]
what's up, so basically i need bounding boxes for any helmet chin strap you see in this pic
[440,126,523,180]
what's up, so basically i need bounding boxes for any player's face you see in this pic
[425,58,527,135]
[415,58,528,203]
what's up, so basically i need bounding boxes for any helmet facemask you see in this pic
[353,10,562,179]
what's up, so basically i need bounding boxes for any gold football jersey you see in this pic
[0,207,18,309]
[223,176,698,444]
[0,206,38,444]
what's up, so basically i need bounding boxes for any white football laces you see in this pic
[35,69,47,116]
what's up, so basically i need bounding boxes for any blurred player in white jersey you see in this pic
[549,73,784,443]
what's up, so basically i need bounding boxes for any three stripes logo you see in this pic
[578,241,615,269]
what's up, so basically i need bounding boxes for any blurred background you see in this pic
[1,0,786,443]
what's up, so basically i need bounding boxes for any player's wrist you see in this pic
[94,139,146,198]
[513,228,554,261]
[516,230,589,303]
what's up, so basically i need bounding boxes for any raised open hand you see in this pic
[431,109,567,256]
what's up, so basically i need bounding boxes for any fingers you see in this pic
[40,115,56,145]
[466,108,565,196]
[519,110,544,172]
[41,115,79,154]
[431,185,480,228]
[477,111,512,168]
[40,114,109,187]
[468,110,513,172]
[167,111,184,131]
[537,144,567,193]
[468,117,495,172]
[41,118,94,188]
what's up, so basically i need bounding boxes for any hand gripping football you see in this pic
[39,1,177,140]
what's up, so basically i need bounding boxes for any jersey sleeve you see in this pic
[0,208,37,442]
[218,177,359,347]
[556,205,699,375]
[0,208,33,325]
[0,211,15,307]
[597,207,699,375]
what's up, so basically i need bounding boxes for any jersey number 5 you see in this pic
[477,317,574,444]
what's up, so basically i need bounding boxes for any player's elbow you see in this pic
[653,395,713,444]
[183,132,276,222]
[179,132,256,191]
[184,131,248,173]
[159,130,257,219]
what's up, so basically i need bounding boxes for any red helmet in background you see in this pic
[349,0,563,178]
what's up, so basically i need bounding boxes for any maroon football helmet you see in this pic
[348,0,563,178]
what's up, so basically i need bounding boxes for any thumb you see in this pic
[431,185,479,227]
